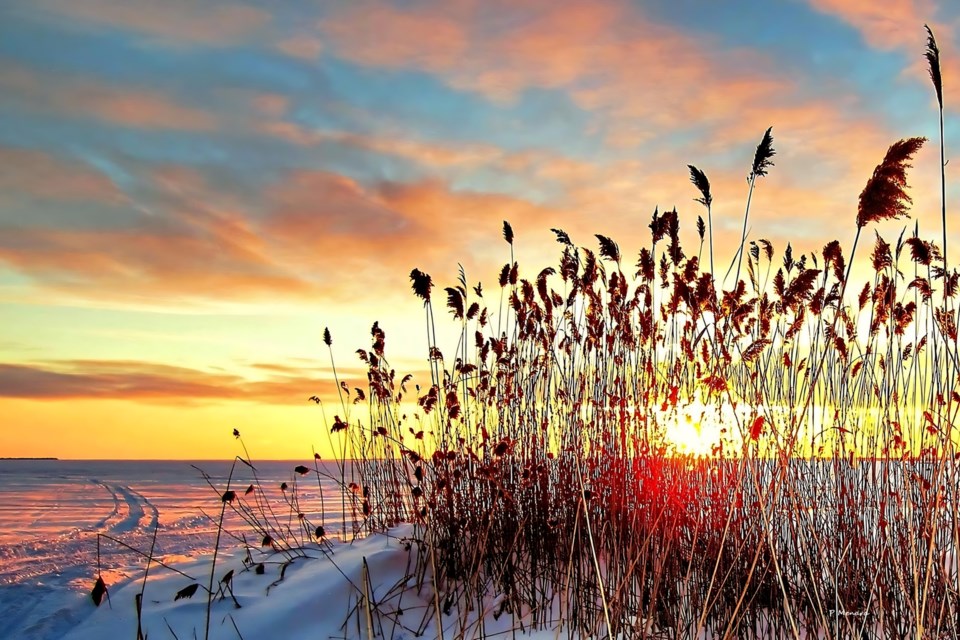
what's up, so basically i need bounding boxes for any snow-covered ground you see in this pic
[0,460,375,640]
[58,525,561,640]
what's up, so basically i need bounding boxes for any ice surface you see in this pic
[0,460,358,640]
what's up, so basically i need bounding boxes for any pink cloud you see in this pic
[315,0,906,182]
[806,0,940,50]
[321,1,468,73]
[0,164,314,303]
[0,161,572,306]
[0,226,313,299]
[806,1,960,108]
[0,63,217,131]
[0,147,122,204]
[276,34,325,61]
[250,93,290,118]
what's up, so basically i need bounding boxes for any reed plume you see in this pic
[595,234,621,265]
[750,126,776,180]
[502,220,514,245]
[409,268,434,303]
[551,228,573,246]
[688,164,714,280]
[925,24,942,110]
[925,24,948,301]
[729,127,775,285]
[856,137,926,228]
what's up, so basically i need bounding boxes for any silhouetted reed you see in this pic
[314,107,960,637]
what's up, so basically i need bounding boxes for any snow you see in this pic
[57,525,559,640]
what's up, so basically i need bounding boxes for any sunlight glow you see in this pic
[659,395,746,457]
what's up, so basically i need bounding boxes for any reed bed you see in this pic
[316,100,960,637]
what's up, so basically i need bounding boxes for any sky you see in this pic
[1,0,959,459]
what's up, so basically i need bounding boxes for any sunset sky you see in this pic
[1,0,959,459]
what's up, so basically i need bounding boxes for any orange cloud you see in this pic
[4,133,942,313]
[0,360,319,404]
[263,123,506,170]
[318,0,788,122]
[263,170,571,283]
[0,163,317,303]
[0,160,571,307]
[321,1,468,74]
[0,225,315,302]
[0,359,432,408]
[0,63,217,131]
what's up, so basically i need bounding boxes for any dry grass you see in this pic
[311,126,960,638]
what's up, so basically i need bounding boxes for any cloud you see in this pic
[806,1,960,108]
[0,361,246,401]
[0,164,314,303]
[320,1,469,74]
[263,124,506,170]
[806,0,940,50]
[0,359,431,406]
[0,62,217,131]
[5,136,936,311]
[250,93,290,118]
[314,0,907,185]
[29,0,270,47]
[318,0,788,123]
[0,159,569,306]
[0,360,317,404]
[263,170,570,281]
[0,146,122,204]
[275,34,325,61]
[0,223,315,302]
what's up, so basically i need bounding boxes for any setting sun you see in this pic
[665,415,719,457]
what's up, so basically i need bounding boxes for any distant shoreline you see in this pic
[0,457,59,460]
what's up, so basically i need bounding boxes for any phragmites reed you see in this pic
[502,220,514,245]
[688,165,712,207]
[856,137,926,228]
[409,268,433,303]
[750,126,776,180]
[799,136,926,456]
[730,127,774,286]
[550,227,573,246]
[689,165,714,278]
[924,24,948,305]
[925,24,943,110]
[595,234,621,264]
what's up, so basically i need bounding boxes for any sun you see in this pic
[664,414,718,456]
[660,397,736,457]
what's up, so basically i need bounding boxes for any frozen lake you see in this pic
[0,459,356,639]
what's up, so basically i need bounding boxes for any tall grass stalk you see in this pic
[727,127,774,287]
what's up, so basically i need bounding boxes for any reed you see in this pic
[312,115,958,637]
